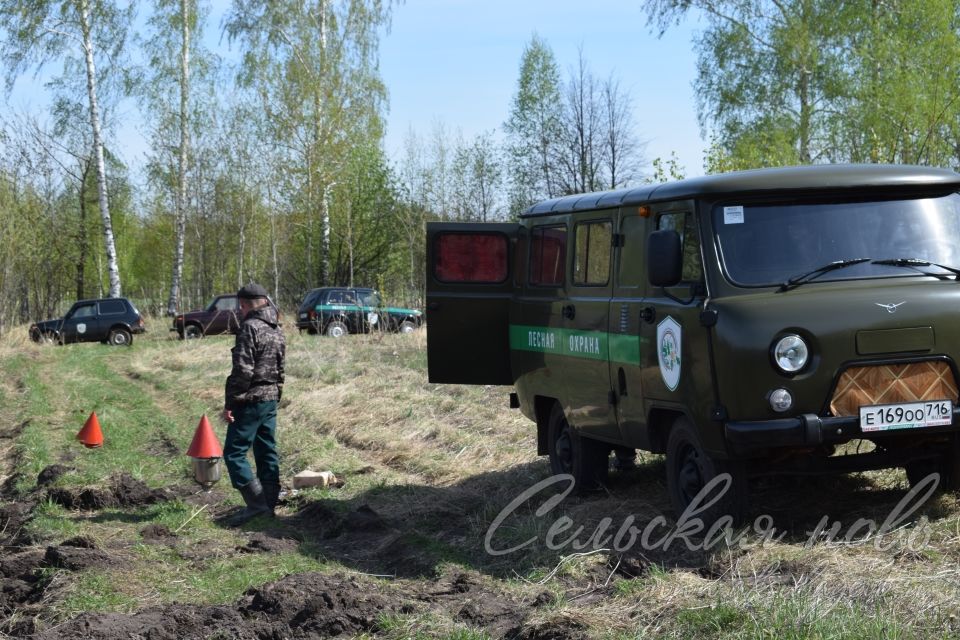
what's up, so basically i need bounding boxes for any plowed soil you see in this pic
[0,466,584,639]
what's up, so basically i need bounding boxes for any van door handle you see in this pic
[640,306,656,324]
[562,304,576,320]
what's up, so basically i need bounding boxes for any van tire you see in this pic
[547,403,609,493]
[184,324,203,339]
[398,320,417,334]
[326,320,348,338]
[666,417,747,524]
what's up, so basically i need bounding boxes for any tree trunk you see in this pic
[318,0,331,285]
[346,199,354,287]
[166,0,191,316]
[76,159,91,300]
[80,0,122,298]
[238,214,246,288]
[322,182,331,284]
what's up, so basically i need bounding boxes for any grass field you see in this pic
[0,316,958,638]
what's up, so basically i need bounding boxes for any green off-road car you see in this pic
[426,164,960,520]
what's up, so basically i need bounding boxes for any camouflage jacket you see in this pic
[224,305,286,409]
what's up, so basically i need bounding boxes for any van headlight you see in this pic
[773,334,809,373]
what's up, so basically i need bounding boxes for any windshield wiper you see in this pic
[872,258,960,279]
[778,258,871,292]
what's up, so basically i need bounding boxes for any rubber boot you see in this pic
[262,480,281,516]
[227,478,271,526]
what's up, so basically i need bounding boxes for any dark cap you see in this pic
[237,282,269,300]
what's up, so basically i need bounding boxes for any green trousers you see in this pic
[224,400,279,489]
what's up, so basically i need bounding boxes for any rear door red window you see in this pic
[434,232,508,283]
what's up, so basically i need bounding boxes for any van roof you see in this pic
[521,164,960,217]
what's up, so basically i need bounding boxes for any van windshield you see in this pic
[713,193,960,286]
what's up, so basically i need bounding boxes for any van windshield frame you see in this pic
[712,192,960,287]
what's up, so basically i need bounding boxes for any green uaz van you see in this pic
[426,164,960,519]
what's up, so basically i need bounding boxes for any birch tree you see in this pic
[556,50,604,195]
[504,34,563,212]
[141,0,212,314]
[225,0,394,288]
[647,0,960,171]
[451,132,503,222]
[0,0,134,297]
[645,0,845,168]
[602,75,644,189]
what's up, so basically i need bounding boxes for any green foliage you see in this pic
[649,152,687,182]
[222,0,396,296]
[503,35,645,207]
[648,0,960,172]
[504,34,564,211]
[836,0,960,166]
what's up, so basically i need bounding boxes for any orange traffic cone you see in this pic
[185,415,223,458]
[77,411,104,448]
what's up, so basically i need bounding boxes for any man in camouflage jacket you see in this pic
[221,282,286,525]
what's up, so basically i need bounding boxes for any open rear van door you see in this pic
[426,222,519,384]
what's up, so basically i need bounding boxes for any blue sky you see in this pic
[380,1,706,177]
[7,1,707,180]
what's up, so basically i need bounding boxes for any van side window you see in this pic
[529,225,566,286]
[574,221,612,286]
[657,212,703,282]
[434,232,508,283]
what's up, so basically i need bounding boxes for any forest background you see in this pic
[1,0,959,333]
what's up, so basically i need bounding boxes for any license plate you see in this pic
[859,400,953,432]
[299,313,308,319]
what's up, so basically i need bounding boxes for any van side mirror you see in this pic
[647,229,683,287]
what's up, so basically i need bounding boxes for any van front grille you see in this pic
[829,361,958,417]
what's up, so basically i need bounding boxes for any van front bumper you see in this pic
[725,409,960,452]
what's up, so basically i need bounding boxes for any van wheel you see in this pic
[547,403,609,493]
[326,321,348,338]
[666,417,747,524]
[108,328,132,346]
[184,324,203,339]
[398,321,417,334]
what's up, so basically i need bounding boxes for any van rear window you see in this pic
[434,233,508,283]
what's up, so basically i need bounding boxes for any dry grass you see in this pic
[3,320,960,638]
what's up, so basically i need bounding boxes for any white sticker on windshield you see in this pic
[724,206,744,224]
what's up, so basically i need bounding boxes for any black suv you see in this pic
[296,287,423,337]
[29,298,145,346]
